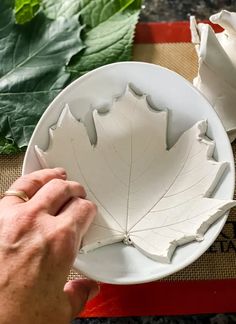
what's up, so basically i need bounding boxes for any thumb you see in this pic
[64,278,100,318]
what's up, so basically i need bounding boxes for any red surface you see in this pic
[81,279,236,317]
[79,21,230,318]
[134,21,224,43]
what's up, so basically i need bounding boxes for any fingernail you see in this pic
[55,167,67,179]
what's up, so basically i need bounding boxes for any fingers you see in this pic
[1,168,67,206]
[64,279,99,317]
[30,179,86,215]
[58,198,97,239]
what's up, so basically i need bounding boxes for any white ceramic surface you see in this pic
[35,89,235,264]
[23,62,235,284]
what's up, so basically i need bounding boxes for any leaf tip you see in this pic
[57,103,77,127]
[35,145,48,168]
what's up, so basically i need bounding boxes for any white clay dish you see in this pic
[23,62,235,284]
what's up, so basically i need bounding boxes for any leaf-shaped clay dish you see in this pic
[35,86,235,263]
[190,11,236,142]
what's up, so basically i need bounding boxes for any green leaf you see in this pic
[15,0,41,24]
[41,0,80,20]
[42,0,140,23]
[68,9,140,78]
[78,0,140,29]
[0,137,23,155]
[0,0,84,153]
[68,0,141,78]
[42,0,141,78]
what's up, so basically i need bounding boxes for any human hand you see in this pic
[0,168,99,324]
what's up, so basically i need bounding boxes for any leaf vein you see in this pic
[71,140,125,232]
[130,203,224,233]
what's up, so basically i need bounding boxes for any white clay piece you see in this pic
[35,86,236,263]
[190,10,236,142]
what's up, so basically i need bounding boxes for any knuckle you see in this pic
[45,230,56,245]
[77,183,86,195]
[25,203,44,217]
[27,239,46,257]
[15,205,42,227]
[50,178,69,192]
[45,229,59,247]
[69,181,87,197]
[18,174,43,189]
[50,178,65,186]
[80,199,97,215]
[57,223,73,236]
[46,224,76,252]
[46,230,58,244]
